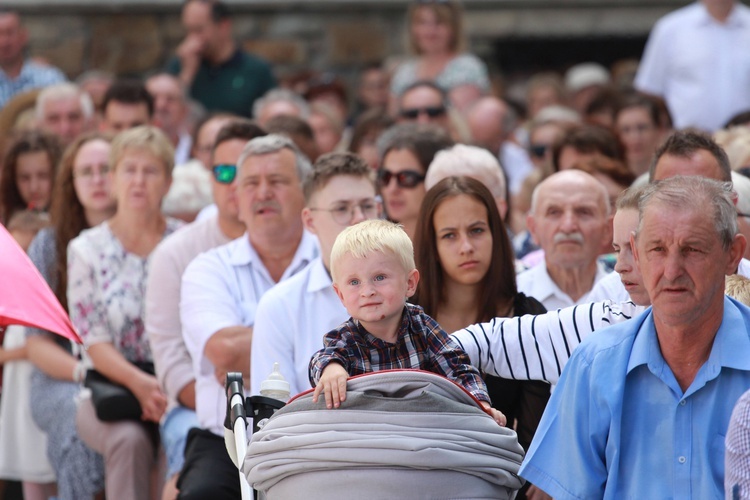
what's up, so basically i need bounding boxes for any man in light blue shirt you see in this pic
[520,175,750,499]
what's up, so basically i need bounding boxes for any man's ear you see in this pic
[301,207,316,234]
[405,268,419,298]
[727,233,747,275]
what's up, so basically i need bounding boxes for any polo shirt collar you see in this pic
[306,257,334,294]
[628,296,750,395]
[227,230,320,272]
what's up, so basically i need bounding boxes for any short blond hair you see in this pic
[110,125,175,177]
[330,219,415,284]
[726,274,750,307]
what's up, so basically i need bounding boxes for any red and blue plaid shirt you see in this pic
[309,303,490,403]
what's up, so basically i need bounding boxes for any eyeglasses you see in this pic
[529,144,548,159]
[739,212,750,219]
[73,164,111,182]
[377,169,425,189]
[399,106,446,120]
[212,164,237,184]
[309,200,379,225]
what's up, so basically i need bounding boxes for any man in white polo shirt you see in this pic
[251,152,380,396]
[178,134,318,499]
[516,169,611,310]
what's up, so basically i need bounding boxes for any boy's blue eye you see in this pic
[374,275,386,281]
[349,279,360,286]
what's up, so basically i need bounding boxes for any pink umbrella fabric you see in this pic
[0,224,82,344]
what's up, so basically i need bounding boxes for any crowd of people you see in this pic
[2,0,750,498]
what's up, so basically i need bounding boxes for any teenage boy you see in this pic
[309,219,505,425]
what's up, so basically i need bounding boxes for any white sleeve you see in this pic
[634,19,669,96]
[250,290,298,396]
[180,252,245,370]
[451,300,642,384]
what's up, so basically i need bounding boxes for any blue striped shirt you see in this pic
[0,60,66,108]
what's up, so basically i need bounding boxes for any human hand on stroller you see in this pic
[480,401,507,426]
[312,362,349,409]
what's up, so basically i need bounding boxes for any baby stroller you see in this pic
[227,369,525,500]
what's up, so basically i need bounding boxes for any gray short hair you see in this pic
[636,175,737,250]
[252,88,310,121]
[236,133,312,185]
[36,83,94,120]
[426,144,507,201]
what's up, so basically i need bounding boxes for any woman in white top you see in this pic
[69,126,182,500]
[390,0,490,113]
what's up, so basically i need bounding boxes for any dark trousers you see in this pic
[177,428,241,500]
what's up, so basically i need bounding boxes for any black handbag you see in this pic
[84,361,155,422]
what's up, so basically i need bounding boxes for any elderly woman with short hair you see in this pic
[69,126,183,500]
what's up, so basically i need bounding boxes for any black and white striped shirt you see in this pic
[451,300,645,385]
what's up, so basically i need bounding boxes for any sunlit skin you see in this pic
[611,209,648,306]
[16,150,52,210]
[380,148,426,239]
[434,194,493,288]
[302,175,380,270]
[236,149,305,242]
[72,139,115,216]
[40,97,88,146]
[211,139,247,239]
[398,86,449,129]
[632,202,744,330]
[652,150,724,182]
[616,106,661,176]
[101,102,151,134]
[146,74,186,139]
[411,6,453,56]
[110,149,171,212]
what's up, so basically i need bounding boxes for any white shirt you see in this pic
[145,215,230,411]
[180,231,319,435]
[516,261,608,311]
[174,132,193,166]
[251,257,347,397]
[585,270,631,304]
[499,141,535,195]
[635,1,750,131]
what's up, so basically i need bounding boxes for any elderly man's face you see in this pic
[41,97,88,145]
[633,201,743,328]
[528,171,611,271]
[236,148,305,238]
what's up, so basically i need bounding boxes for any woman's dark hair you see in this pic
[0,130,61,224]
[614,92,661,128]
[377,122,454,173]
[414,176,517,323]
[51,132,114,311]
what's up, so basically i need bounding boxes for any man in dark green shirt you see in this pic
[167,0,276,118]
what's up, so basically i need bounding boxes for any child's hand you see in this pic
[312,363,349,409]
[480,401,507,426]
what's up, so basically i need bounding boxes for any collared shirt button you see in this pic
[678,456,686,464]
[679,400,687,406]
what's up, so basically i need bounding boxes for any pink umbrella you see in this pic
[0,224,82,344]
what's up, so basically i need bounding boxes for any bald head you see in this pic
[466,96,513,154]
[531,169,610,216]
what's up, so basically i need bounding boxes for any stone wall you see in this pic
[14,2,697,84]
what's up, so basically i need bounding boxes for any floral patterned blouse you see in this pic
[67,219,183,363]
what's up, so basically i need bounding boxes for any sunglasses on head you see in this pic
[212,164,237,184]
[377,169,425,189]
[399,106,447,120]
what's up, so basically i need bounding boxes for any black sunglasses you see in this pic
[212,164,237,184]
[377,169,425,189]
[399,106,446,120]
[529,144,548,159]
